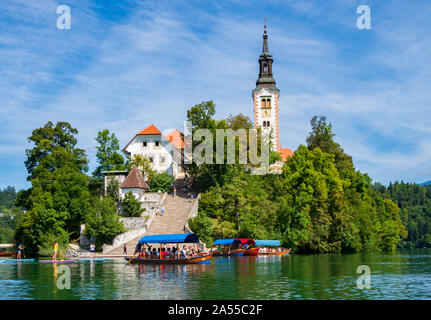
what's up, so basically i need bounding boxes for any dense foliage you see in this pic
[121,191,145,217]
[148,172,173,192]
[375,182,431,248]
[0,187,24,243]
[84,197,125,249]
[189,110,408,252]
[13,122,126,255]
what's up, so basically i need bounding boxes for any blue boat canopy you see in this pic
[254,240,281,246]
[213,239,242,245]
[138,233,200,244]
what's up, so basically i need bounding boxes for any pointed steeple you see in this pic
[256,22,277,90]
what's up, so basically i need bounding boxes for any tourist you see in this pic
[157,248,161,257]
[181,245,188,258]
[161,206,165,216]
[17,243,24,259]
[173,186,176,198]
[52,241,59,261]
[123,243,127,255]
[89,242,96,258]
[152,248,157,257]
[146,246,152,257]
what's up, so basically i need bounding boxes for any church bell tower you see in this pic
[252,24,281,152]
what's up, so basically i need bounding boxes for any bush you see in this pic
[85,197,125,249]
[148,172,173,192]
[121,191,145,217]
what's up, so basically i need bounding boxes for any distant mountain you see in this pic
[419,180,431,186]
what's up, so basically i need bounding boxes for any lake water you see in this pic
[1,249,430,300]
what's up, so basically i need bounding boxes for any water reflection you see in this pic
[1,250,431,299]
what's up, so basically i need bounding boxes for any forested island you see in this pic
[1,101,431,255]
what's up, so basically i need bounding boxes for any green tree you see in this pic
[14,121,91,255]
[91,129,126,195]
[127,154,154,179]
[148,172,173,192]
[121,191,145,217]
[84,197,125,249]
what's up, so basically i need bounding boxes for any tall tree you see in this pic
[93,129,125,179]
[15,121,91,255]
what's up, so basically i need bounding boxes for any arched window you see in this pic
[266,99,271,108]
[264,63,268,72]
[267,121,270,127]
[261,99,265,108]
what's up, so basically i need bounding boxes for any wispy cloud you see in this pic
[0,0,430,189]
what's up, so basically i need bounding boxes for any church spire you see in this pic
[256,22,277,90]
[262,19,269,54]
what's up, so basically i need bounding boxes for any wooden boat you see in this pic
[0,251,14,257]
[212,239,260,257]
[211,239,245,256]
[0,245,14,257]
[238,239,260,256]
[125,233,212,265]
[254,240,291,256]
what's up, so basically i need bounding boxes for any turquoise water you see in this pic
[1,249,431,300]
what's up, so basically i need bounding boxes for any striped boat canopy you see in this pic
[138,233,200,244]
[213,239,242,245]
[254,240,281,246]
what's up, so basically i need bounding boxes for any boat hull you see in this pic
[258,250,291,256]
[0,251,14,257]
[212,249,245,257]
[126,254,212,264]
[243,248,259,256]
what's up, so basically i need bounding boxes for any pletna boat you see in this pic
[125,233,212,265]
[238,239,260,256]
[211,239,246,256]
[255,240,291,256]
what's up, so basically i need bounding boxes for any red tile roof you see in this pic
[280,148,293,162]
[164,129,184,149]
[120,166,150,190]
[137,124,161,135]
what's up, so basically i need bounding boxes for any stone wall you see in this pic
[120,217,148,229]
[184,194,206,251]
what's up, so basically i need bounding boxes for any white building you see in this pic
[122,124,186,179]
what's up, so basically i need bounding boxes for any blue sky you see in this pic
[1,0,431,190]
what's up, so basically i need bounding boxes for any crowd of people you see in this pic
[133,243,203,259]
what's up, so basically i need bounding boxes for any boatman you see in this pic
[134,242,142,257]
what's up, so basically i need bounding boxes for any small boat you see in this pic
[125,233,212,265]
[39,260,74,263]
[77,258,109,261]
[211,239,246,256]
[254,240,291,256]
[3,259,35,262]
[238,239,260,256]
[0,245,14,257]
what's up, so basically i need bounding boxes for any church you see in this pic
[104,26,293,196]
[253,25,293,163]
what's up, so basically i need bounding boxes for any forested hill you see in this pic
[374,182,431,248]
[0,186,23,243]
[0,186,16,210]
[187,102,408,253]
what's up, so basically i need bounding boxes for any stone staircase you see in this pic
[105,180,197,256]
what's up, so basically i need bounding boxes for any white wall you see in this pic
[125,134,183,178]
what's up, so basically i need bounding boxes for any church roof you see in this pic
[280,148,293,162]
[137,124,162,135]
[120,166,150,190]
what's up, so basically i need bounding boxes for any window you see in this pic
[149,157,154,163]
[264,63,268,72]
[143,141,147,147]
[266,99,271,108]
[161,156,166,164]
[155,141,160,147]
